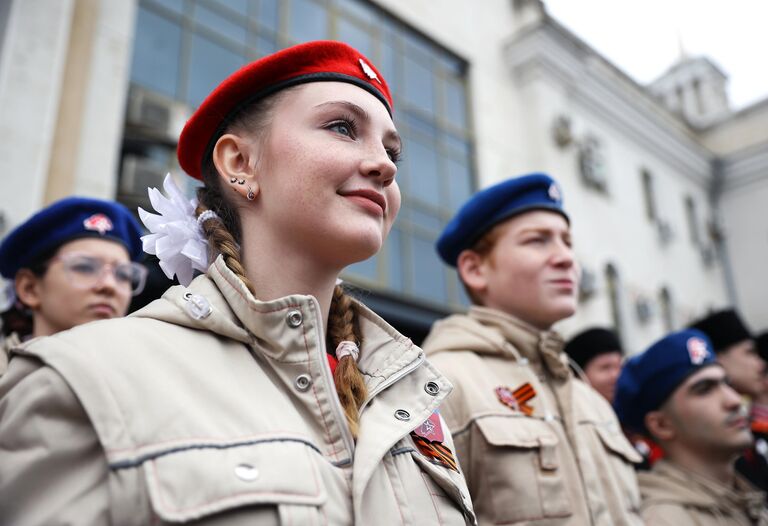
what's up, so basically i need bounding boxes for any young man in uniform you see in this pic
[614,329,768,525]
[564,327,623,402]
[423,173,642,525]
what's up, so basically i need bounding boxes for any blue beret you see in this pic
[436,173,569,266]
[0,197,144,278]
[613,329,717,433]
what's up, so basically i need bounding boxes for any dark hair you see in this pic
[194,88,369,438]
[1,245,58,338]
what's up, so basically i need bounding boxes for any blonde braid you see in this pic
[195,192,256,295]
[328,285,368,439]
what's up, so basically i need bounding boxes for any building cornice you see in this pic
[505,19,714,184]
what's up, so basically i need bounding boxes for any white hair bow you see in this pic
[138,174,217,286]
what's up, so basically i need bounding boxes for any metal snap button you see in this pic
[234,463,259,482]
[394,409,411,421]
[424,381,440,396]
[286,309,303,328]
[295,374,312,392]
[183,292,212,320]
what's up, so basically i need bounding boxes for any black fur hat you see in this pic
[564,327,622,369]
[689,309,752,353]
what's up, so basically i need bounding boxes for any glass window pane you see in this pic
[386,228,403,291]
[151,0,184,14]
[345,254,378,281]
[380,39,397,92]
[337,17,372,56]
[446,158,472,211]
[441,132,470,158]
[444,78,466,128]
[257,0,279,31]
[336,0,377,24]
[256,34,278,56]
[131,7,182,99]
[407,139,440,207]
[187,34,245,106]
[208,0,250,15]
[289,0,328,42]
[408,206,442,233]
[410,234,446,303]
[194,4,248,44]
[404,55,434,114]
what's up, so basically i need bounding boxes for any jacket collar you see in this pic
[468,306,570,379]
[135,256,422,386]
[647,460,766,519]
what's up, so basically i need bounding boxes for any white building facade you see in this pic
[0,0,765,349]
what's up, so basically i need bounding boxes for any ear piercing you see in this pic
[229,177,245,185]
[246,187,255,201]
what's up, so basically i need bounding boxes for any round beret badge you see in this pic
[547,183,562,202]
[687,336,710,365]
[83,213,114,235]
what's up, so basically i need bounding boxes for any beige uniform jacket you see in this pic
[0,257,476,525]
[0,331,21,376]
[640,460,768,526]
[423,307,642,526]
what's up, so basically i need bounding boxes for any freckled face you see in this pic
[252,82,401,268]
[479,211,578,329]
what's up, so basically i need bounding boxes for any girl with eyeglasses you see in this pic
[0,197,146,374]
[0,42,475,525]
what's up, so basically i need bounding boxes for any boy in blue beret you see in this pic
[614,329,767,524]
[423,173,642,525]
[0,197,146,375]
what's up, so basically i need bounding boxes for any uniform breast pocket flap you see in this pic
[475,417,572,522]
[143,439,327,523]
[593,423,643,464]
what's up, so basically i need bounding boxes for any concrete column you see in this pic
[0,0,75,234]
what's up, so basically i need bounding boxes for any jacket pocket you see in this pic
[143,439,327,524]
[475,416,572,523]
[591,422,643,515]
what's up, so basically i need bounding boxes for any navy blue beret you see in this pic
[436,173,569,266]
[613,329,717,433]
[0,197,144,279]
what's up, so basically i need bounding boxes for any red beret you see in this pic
[178,40,393,180]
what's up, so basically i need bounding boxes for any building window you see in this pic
[124,0,475,310]
[685,195,700,246]
[605,263,623,342]
[578,136,608,192]
[640,169,656,222]
[659,286,674,331]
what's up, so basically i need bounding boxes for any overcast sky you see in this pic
[545,0,768,110]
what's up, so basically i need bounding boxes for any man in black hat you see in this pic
[690,309,765,399]
[565,327,623,402]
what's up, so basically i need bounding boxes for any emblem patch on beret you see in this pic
[687,336,710,365]
[83,213,114,235]
[496,383,536,416]
[358,58,381,84]
[547,183,562,202]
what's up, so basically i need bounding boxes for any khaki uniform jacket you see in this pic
[0,257,476,525]
[640,460,768,526]
[0,331,19,376]
[423,307,642,526]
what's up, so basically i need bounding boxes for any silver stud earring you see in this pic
[237,179,245,185]
[229,177,237,184]
[246,187,255,201]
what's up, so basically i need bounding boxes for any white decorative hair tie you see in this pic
[138,174,219,286]
[196,209,219,227]
[336,341,360,362]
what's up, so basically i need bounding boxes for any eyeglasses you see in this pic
[50,254,148,296]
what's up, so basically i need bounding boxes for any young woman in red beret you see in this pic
[0,41,475,525]
[0,197,146,376]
